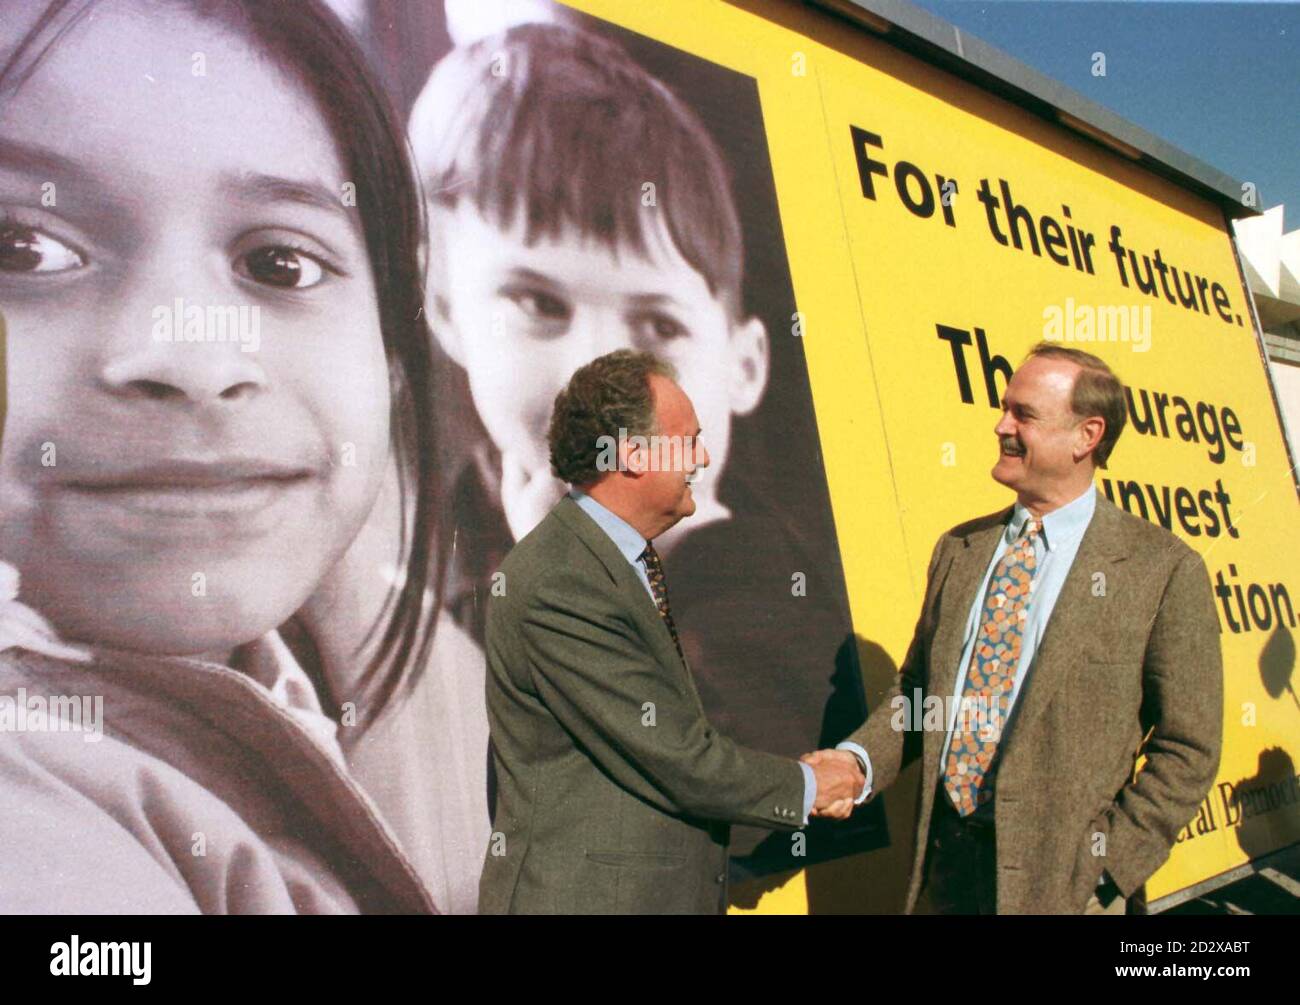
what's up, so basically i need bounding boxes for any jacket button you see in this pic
[716,873,726,884]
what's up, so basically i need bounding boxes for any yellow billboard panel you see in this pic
[566,0,1300,911]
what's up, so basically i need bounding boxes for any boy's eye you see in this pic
[633,312,687,341]
[236,245,326,289]
[507,288,570,323]
[0,221,86,274]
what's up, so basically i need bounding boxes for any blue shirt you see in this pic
[839,486,1098,809]
[571,490,656,601]
[571,490,817,824]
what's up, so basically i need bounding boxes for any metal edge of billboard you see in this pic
[805,0,1259,221]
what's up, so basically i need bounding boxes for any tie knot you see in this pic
[1021,518,1041,540]
[639,542,661,569]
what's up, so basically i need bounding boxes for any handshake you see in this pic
[802,749,866,821]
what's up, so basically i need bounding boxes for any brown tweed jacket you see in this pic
[847,491,1223,914]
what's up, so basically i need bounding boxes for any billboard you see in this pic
[538,0,1298,911]
[0,0,1294,914]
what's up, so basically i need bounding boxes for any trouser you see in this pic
[918,784,1126,915]
[918,786,999,915]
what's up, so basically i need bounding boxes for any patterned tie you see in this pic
[639,542,684,662]
[942,518,1041,816]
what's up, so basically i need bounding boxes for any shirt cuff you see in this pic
[799,761,816,825]
[835,741,873,804]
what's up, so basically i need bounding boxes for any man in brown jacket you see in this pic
[808,342,1223,914]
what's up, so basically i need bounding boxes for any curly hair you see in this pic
[549,350,678,486]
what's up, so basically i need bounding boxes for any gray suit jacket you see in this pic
[847,492,1223,913]
[478,495,806,914]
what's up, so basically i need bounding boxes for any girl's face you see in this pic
[0,4,392,655]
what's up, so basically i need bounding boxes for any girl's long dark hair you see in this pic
[1,0,444,723]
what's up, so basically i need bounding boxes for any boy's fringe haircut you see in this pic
[411,22,745,318]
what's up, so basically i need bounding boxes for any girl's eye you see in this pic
[0,222,86,274]
[236,245,326,289]
[634,312,687,341]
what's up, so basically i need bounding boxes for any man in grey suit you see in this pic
[807,342,1223,914]
[478,349,864,914]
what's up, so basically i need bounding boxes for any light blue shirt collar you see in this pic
[1008,484,1097,552]
[570,490,649,565]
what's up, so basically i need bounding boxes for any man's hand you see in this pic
[804,749,865,820]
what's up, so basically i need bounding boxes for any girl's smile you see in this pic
[54,454,321,535]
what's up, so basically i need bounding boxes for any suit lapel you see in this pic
[552,497,690,677]
[1002,494,1129,744]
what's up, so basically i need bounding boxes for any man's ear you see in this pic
[1075,415,1106,462]
[425,203,466,367]
[728,315,769,417]
[618,432,649,478]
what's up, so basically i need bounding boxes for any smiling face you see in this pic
[992,355,1096,512]
[0,4,391,655]
[635,374,710,539]
[429,200,766,540]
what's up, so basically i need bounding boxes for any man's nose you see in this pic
[693,437,710,470]
[994,410,1016,437]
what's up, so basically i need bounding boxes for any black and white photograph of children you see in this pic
[0,0,878,914]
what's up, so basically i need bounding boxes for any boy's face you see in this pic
[429,201,767,539]
[0,5,391,655]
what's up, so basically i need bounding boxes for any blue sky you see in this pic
[905,1,1299,229]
